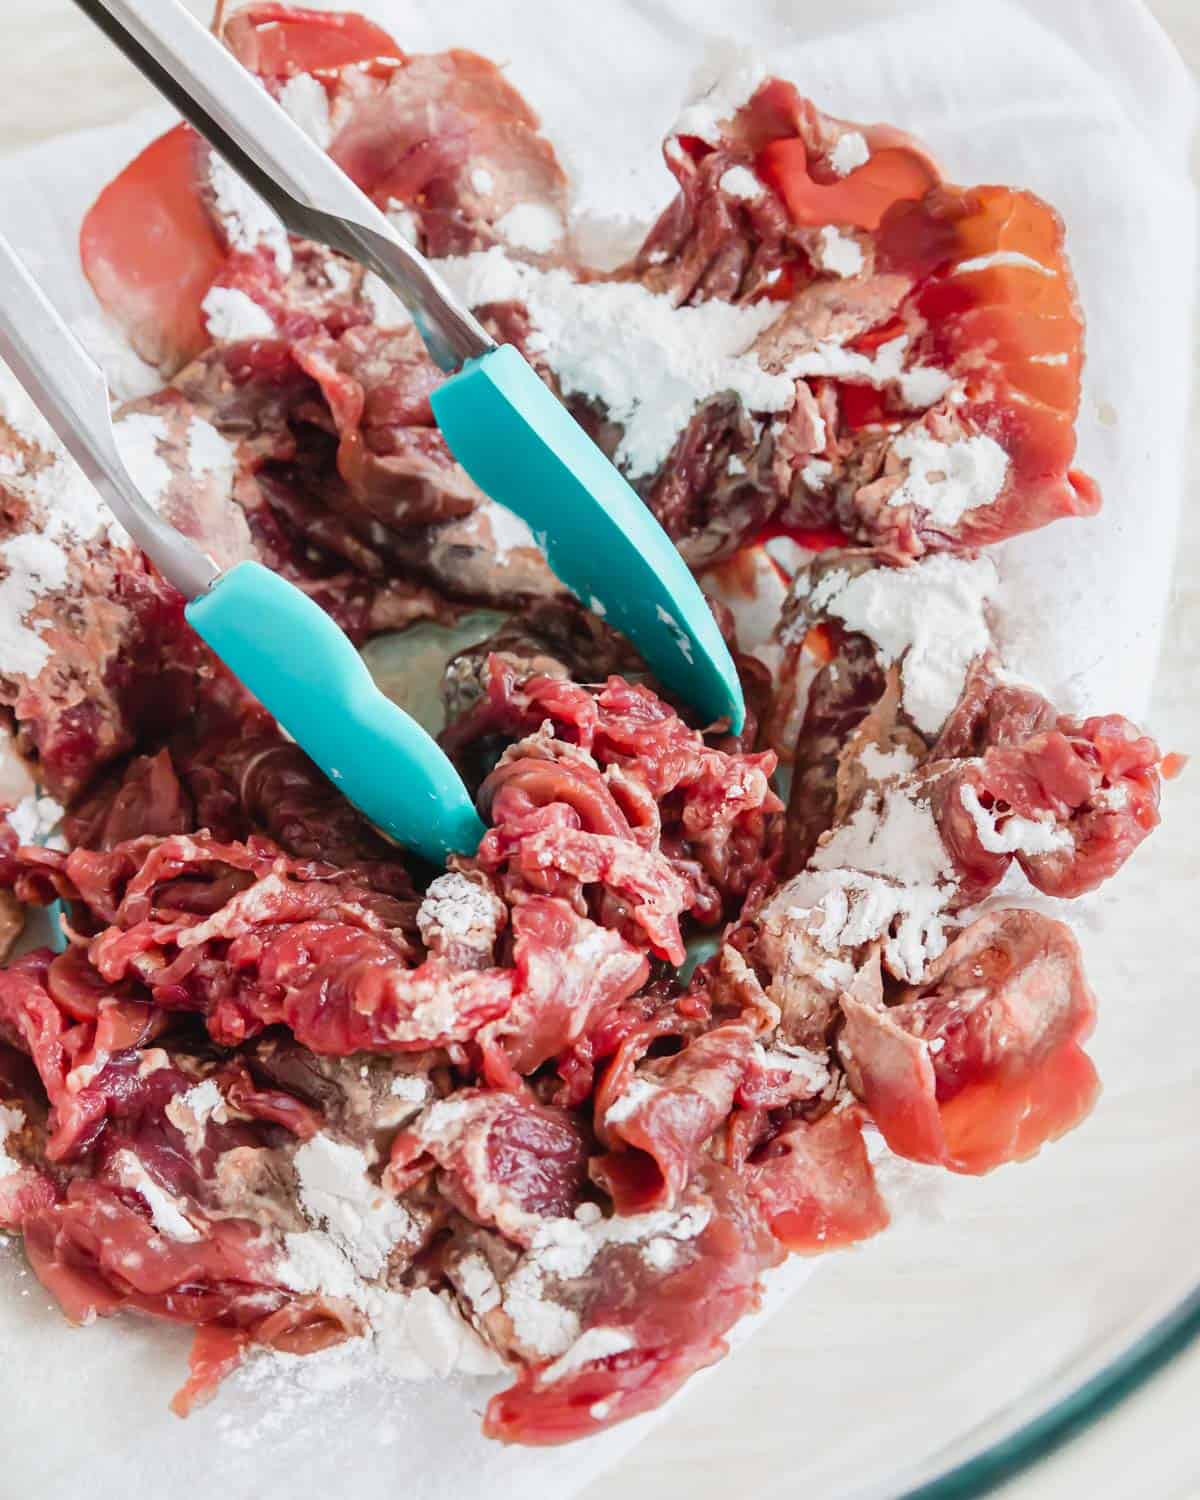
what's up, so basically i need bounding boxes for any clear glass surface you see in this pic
[0,3,1194,1498]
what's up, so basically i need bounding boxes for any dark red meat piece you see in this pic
[389,1089,587,1244]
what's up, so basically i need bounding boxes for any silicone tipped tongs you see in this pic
[5,0,744,865]
[0,229,488,862]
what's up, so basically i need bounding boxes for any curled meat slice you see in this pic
[65,749,194,851]
[229,5,567,263]
[930,653,1057,760]
[0,539,204,803]
[746,902,852,1051]
[839,910,1098,1174]
[172,1293,368,1414]
[747,1108,888,1253]
[389,1089,587,1246]
[878,186,1099,540]
[0,1161,57,1230]
[208,923,515,1054]
[930,713,1162,900]
[478,1165,781,1444]
[22,1179,363,1374]
[0,954,107,1161]
[448,670,781,917]
[479,771,692,963]
[639,76,938,306]
[327,50,567,259]
[640,73,1095,558]
[802,186,1098,555]
[81,7,565,371]
[481,897,648,1083]
[290,326,479,525]
[440,602,640,735]
[752,86,941,234]
[592,1024,756,1212]
[643,394,780,566]
[486,1338,726,1446]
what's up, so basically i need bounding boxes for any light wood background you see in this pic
[0,3,1195,1498]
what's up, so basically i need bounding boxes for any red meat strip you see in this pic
[592,1024,757,1213]
[81,7,565,371]
[14,833,510,1055]
[930,712,1161,901]
[746,1108,889,1253]
[627,78,1095,562]
[445,668,782,916]
[839,910,1098,1173]
[479,896,649,1084]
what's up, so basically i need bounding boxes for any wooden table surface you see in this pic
[0,3,1195,1499]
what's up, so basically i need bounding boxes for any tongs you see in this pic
[0,0,745,863]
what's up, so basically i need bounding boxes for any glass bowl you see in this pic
[0,3,1194,1499]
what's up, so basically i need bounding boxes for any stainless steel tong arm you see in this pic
[72,0,495,373]
[0,230,219,598]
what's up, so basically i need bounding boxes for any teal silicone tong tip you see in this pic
[185,562,487,865]
[431,345,747,735]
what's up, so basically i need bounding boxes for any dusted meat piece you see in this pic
[782,626,888,873]
[82,7,567,371]
[637,77,938,306]
[324,50,568,260]
[0,951,372,1387]
[477,1165,782,1444]
[65,709,418,901]
[289,325,480,525]
[840,911,1098,1173]
[480,897,648,1085]
[928,709,1162,901]
[930,653,1057,760]
[389,1089,587,1244]
[0,953,133,1162]
[19,1150,365,1402]
[479,743,695,964]
[743,903,850,1052]
[0,523,206,803]
[416,870,506,968]
[487,1339,727,1446]
[628,75,1095,563]
[643,394,779,567]
[592,1024,757,1213]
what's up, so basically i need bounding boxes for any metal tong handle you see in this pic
[72,0,495,373]
[0,230,218,598]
